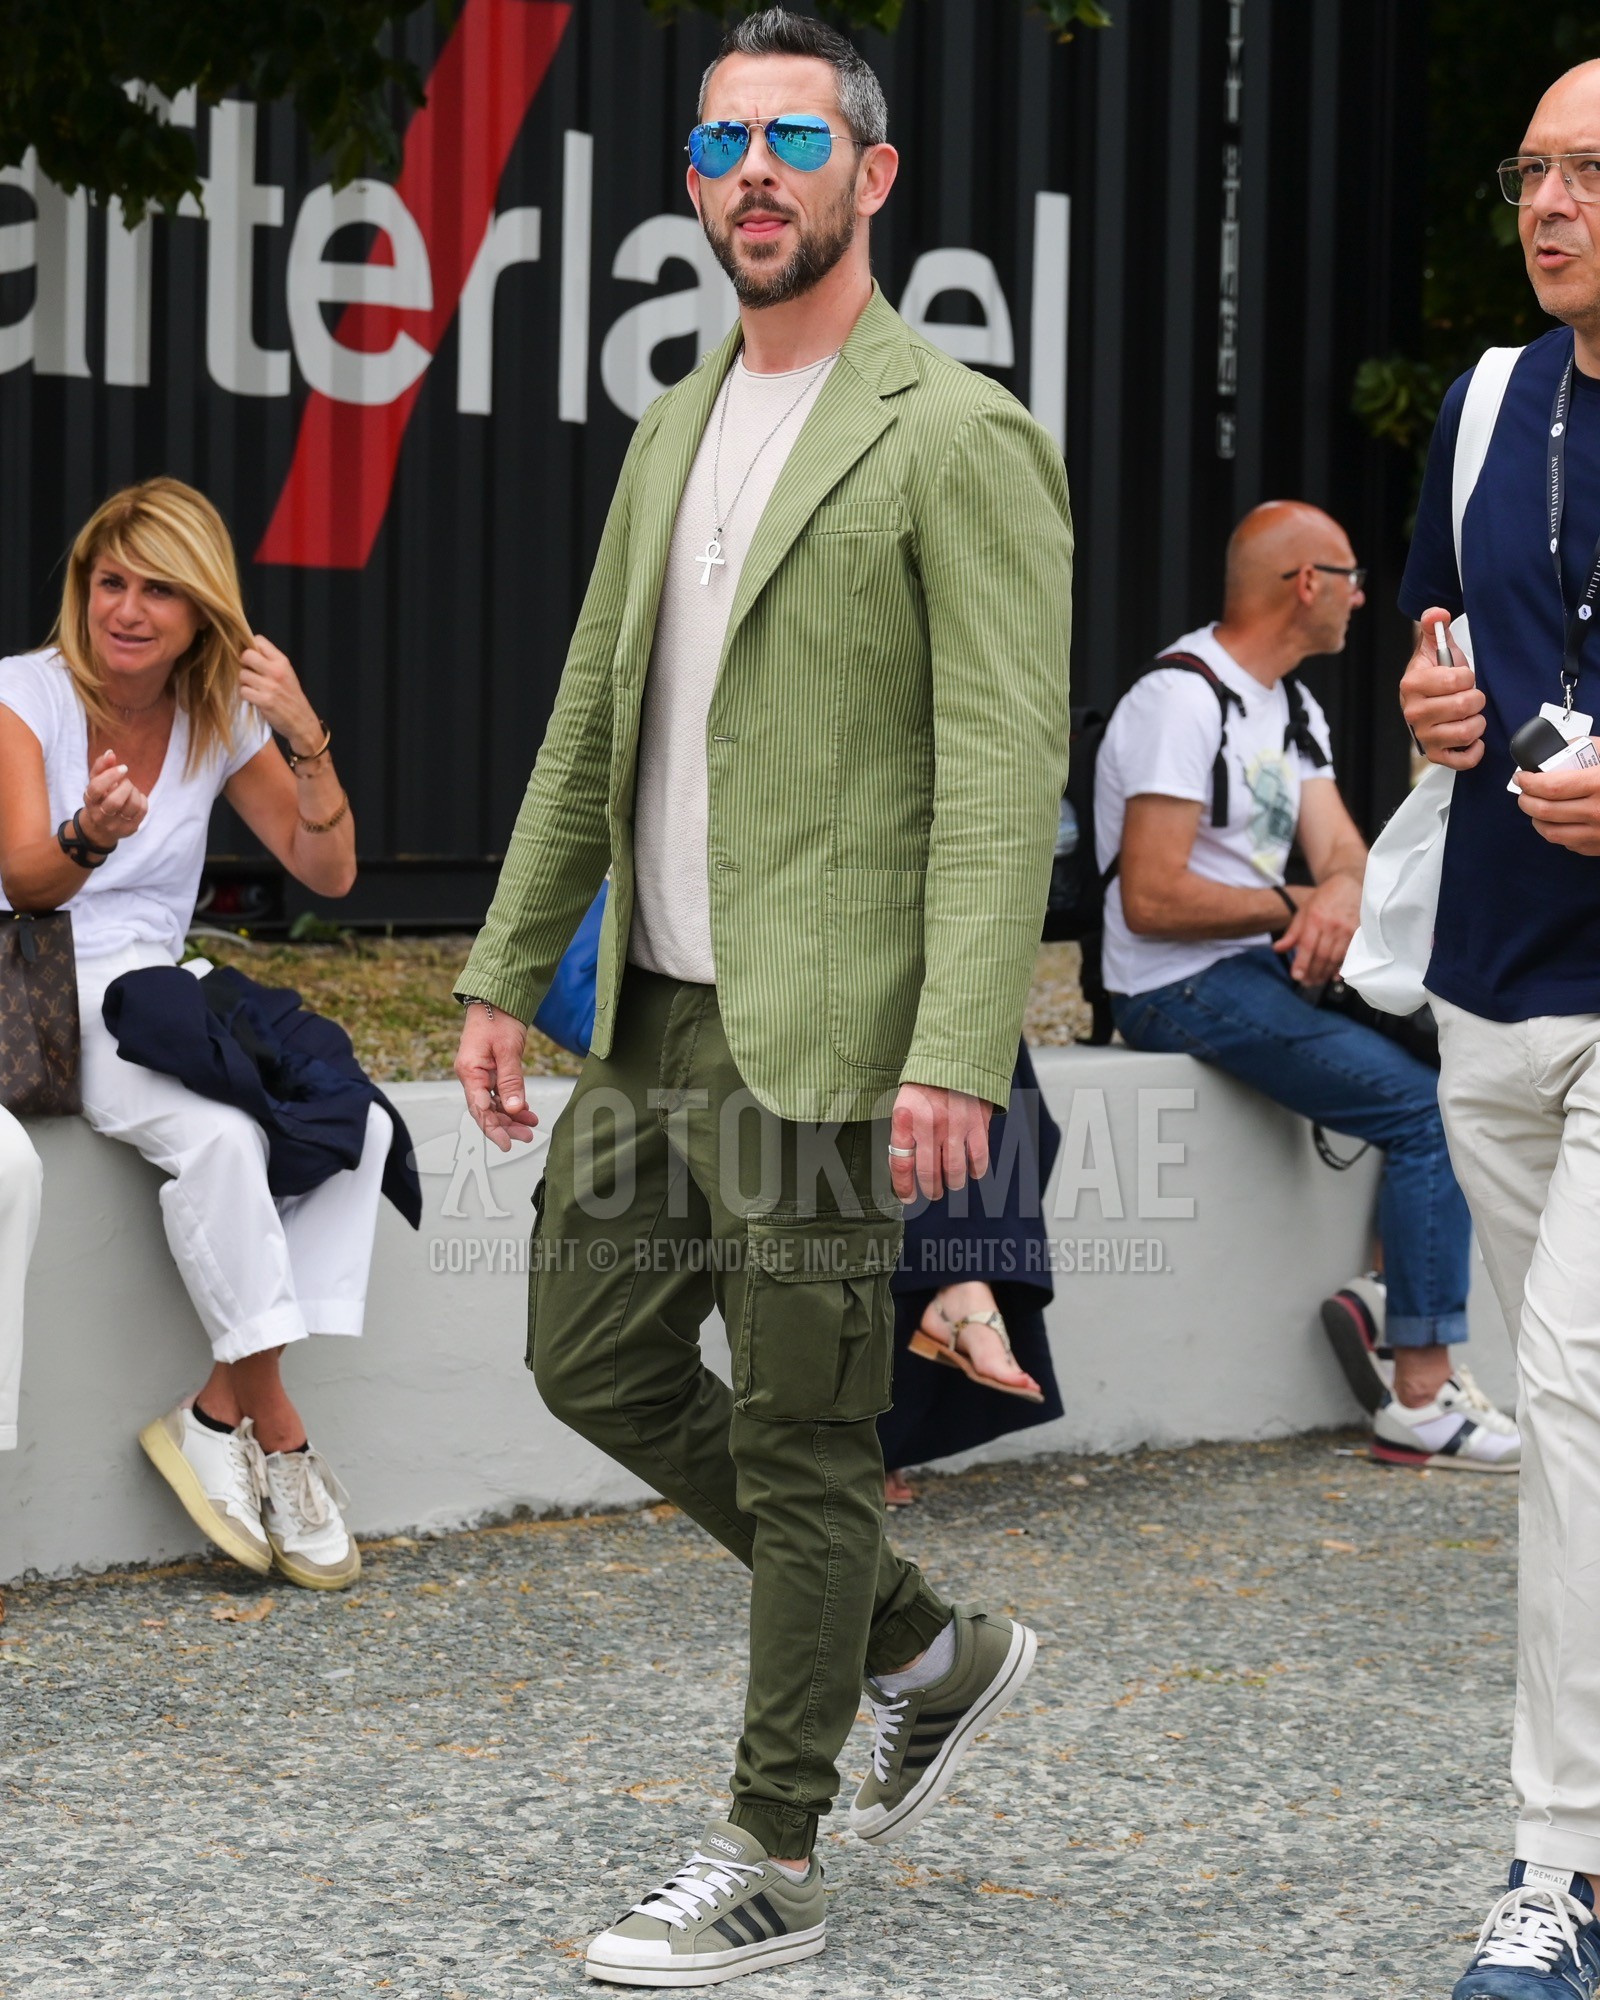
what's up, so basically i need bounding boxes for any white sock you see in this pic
[769,1857,809,1880]
[872,1617,958,1696]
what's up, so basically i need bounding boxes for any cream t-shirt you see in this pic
[628,351,838,984]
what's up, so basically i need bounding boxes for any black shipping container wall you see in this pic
[0,0,1425,927]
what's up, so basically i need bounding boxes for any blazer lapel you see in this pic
[621,320,743,645]
[721,287,915,656]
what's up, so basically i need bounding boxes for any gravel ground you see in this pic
[1,1436,1517,2000]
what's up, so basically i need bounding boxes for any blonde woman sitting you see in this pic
[0,477,380,1590]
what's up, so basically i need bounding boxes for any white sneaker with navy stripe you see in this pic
[1372,1376,1520,1473]
[1454,1862,1600,1997]
[585,1820,824,1987]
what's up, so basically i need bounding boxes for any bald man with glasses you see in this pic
[1096,500,1515,1472]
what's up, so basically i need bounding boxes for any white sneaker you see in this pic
[1372,1377,1521,1473]
[1320,1274,1393,1414]
[262,1445,361,1590]
[138,1401,271,1573]
[1454,1363,1517,1428]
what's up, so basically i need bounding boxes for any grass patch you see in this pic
[186,932,1088,1083]
[187,930,584,1085]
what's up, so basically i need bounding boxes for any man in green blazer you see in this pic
[454,9,1072,1983]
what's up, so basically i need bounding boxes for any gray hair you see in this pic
[697,7,889,148]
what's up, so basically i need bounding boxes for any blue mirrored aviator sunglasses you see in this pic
[686,112,855,178]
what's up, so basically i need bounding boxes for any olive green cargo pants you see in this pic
[528,968,953,1858]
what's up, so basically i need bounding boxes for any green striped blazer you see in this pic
[458,284,1074,1122]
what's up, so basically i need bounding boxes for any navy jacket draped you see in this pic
[103,964,421,1228]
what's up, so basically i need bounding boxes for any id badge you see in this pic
[1542,700,1593,739]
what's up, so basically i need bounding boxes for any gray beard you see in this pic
[703,187,858,309]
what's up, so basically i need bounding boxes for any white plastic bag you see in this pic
[1341,712,1462,1013]
[1341,343,1523,1014]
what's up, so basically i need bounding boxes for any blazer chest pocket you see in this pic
[799,499,907,596]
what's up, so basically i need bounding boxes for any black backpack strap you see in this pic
[1148,650,1245,826]
[1100,652,1244,892]
[1281,670,1330,770]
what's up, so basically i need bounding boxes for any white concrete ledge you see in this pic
[0,1049,1512,1581]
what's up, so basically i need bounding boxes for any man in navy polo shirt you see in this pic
[1401,60,1600,2000]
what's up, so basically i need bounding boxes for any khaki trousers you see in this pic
[528,968,952,1859]
[1434,993,1600,1872]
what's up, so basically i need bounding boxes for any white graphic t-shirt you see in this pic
[1093,622,1336,997]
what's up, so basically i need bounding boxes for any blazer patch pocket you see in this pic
[801,501,906,596]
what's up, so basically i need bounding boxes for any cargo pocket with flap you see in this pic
[735,1216,902,1423]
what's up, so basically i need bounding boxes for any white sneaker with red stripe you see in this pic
[1320,1275,1393,1413]
[1371,1377,1520,1473]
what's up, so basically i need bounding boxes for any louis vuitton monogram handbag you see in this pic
[0,910,81,1116]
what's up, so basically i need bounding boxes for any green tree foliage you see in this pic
[1356,6,1600,474]
[0,1,453,224]
[0,0,1107,226]
[644,0,1111,40]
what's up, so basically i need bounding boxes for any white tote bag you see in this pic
[1341,345,1522,1014]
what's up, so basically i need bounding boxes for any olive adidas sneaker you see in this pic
[849,1605,1037,1845]
[585,1820,825,1987]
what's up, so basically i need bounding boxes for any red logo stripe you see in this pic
[256,0,572,569]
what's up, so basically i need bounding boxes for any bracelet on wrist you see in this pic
[458,995,498,1022]
[286,720,332,772]
[298,791,349,835]
[57,808,117,870]
[1272,884,1298,928]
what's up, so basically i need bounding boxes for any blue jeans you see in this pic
[1112,948,1470,1347]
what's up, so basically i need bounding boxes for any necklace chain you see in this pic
[709,352,837,545]
[111,684,173,720]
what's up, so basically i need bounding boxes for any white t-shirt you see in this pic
[1093,623,1336,997]
[629,351,840,984]
[0,649,270,963]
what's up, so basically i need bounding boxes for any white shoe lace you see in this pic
[225,1418,269,1513]
[1451,1367,1518,1435]
[630,1853,766,1931]
[1471,1885,1591,1971]
[266,1445,350,1532]
[865,1688,910,1784]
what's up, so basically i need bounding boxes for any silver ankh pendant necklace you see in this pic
[695,349,838,584]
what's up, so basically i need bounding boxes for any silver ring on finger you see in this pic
[887,1144,916,1158]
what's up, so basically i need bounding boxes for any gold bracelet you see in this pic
[286,721,332,772]
[299,791,349,835]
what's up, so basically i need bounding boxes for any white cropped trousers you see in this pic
[1434,993,1600,1874]
[0,1102,42,1450]
[78,947,390,1365]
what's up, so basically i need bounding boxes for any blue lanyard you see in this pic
[1546,335,1600,714]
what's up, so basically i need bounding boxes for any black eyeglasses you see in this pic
[1280,562,1366,590]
